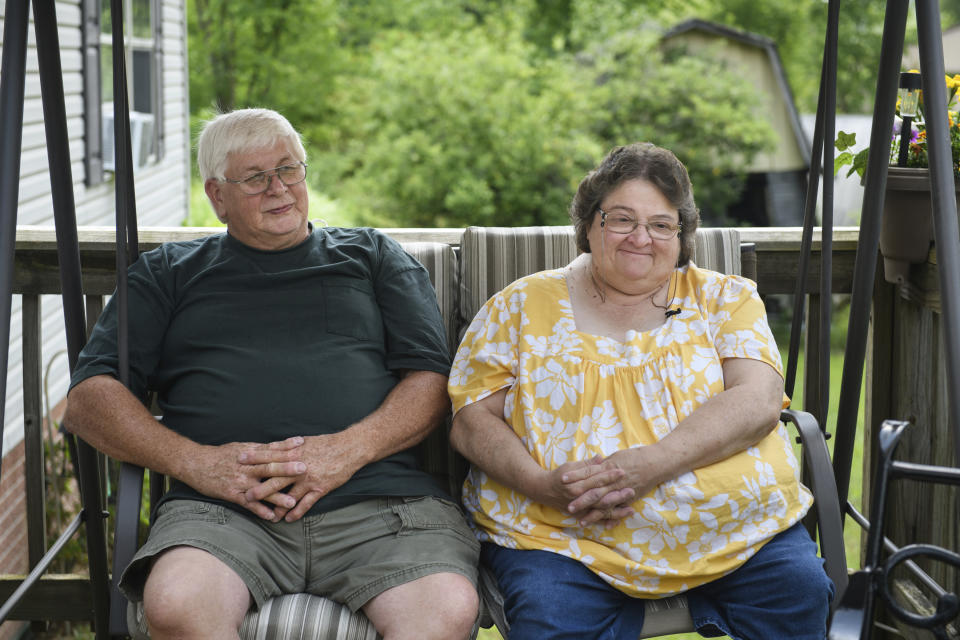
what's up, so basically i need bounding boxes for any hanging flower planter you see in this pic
[834,71,960,284]
[880,166,960,284]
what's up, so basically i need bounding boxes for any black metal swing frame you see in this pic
[2,0,960,637]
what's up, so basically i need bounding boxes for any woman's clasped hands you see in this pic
[544,447,670,529]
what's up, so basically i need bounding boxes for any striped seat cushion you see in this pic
[239,595,381,640]
[129,594,382,640]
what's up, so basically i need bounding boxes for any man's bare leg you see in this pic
[142,546,252,640]
[363,572,478,640]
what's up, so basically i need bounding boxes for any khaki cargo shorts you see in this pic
[120,496,480,611]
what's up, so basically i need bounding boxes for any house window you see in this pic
[96,0,162,175]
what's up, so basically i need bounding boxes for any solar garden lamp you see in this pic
[898,71,922,166]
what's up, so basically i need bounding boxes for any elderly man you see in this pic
[64,108,479,640]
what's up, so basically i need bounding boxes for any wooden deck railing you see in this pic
[3,224,865,626]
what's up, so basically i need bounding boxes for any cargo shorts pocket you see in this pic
[154,499,230,525]
[392,496,480,550]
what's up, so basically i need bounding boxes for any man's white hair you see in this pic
[196,108,306,181]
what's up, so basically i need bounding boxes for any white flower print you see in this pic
[463,304,491,338]
[483,319,503,341]
[687,344,721,376]
[597,363,619,378]
[556,538,595,567]
[706,309,733,337]
[718,278,747,305]
[658,472,704,505]
[474,340,515,370]
[485,488,535,533]
[580,401,624,456]
[532,408,582,468]
[686,529,729,562]
[618,563,663,593]
[684,313,710,338]
[644,556,677,576]
[663,353,695,392]
[765,488,789,519]
[739,475,764,516]
[448,356,475,387]
[754,459,777,487]
[731,518,780,551]
[658,473,727,530]
[647,415,674,440]
[524,318,582,359]
[777,424,801,472]
[506,290,527,314]
[634,378,666,419]
[693,383,713,407]
[717,329,768,359]
[624,343,653,367]
[596,336,626,360]
[699,274,725,302]
[658,317,693,346]
[630,503,689,554]
[530,360,583,410]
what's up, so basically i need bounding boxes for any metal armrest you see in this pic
[109,461,145,636]
[780,408,849,600]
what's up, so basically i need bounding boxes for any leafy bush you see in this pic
[310,25,603,227]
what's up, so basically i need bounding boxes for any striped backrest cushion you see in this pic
[397,241,466,496]
[458,226,578,334]
[694,227,742,277]
[458,226,742,331]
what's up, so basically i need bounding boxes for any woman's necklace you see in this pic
[585,258,668,310]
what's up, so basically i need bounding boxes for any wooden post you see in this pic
[21,295,46,571]
[21,294,46,633]
[804,293,824,424]
[864,260,895,564]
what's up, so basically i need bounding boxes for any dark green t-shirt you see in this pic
[70,226,451,515]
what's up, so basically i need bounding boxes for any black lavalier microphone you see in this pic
[664,308,681,318]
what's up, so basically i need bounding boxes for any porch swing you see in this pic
[1,0,959,638]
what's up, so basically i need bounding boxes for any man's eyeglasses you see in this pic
[221,162,308,195]
[599,209,681,240]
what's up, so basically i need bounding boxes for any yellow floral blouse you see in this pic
[448,264,812,597]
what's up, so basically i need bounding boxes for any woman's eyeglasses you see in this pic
[599,209,681,240]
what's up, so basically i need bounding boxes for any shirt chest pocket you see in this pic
[324,280,383,341]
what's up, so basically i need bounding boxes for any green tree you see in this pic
[940,0,960,29]
[581,29,777,222]
[187,0,342,120]
[312,25,603,227]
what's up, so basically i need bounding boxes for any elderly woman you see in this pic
[448,143,833,639]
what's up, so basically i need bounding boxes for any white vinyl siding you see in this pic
[2,0,189,456]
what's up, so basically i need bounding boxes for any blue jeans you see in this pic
[482,522,834,640]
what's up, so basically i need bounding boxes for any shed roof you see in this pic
[663,19,811,173]
[903,23,960,75]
